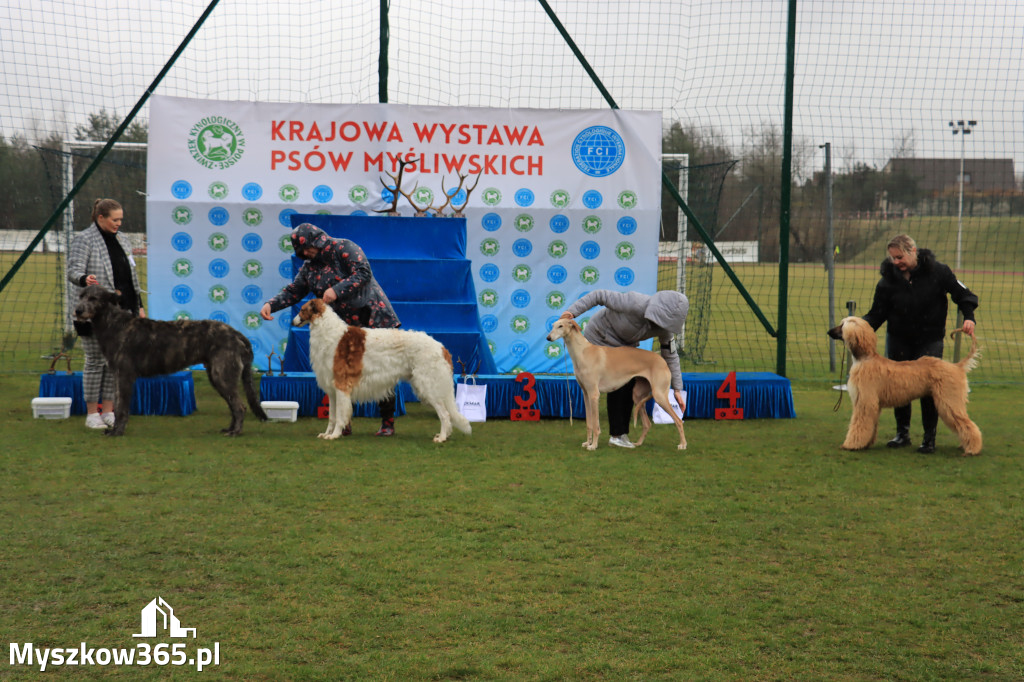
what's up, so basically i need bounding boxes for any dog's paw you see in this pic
[678,443,687,450]
[433,434,446,443]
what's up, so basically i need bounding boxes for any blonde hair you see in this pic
[91,198,122,223]
[887,234,916,256]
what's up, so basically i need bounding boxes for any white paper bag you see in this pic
[455,379,487,422]
[652,390,687,424]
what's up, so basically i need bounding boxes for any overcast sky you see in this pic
[2,0,1021,176]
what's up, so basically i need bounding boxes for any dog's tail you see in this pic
[952,328,982,374]
[243,360,268,421]
[450,404,472,435]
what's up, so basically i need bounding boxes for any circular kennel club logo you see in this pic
[188,116,245,169]
[208,232,228,252]
[571,126,626,177]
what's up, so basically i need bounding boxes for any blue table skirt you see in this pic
[456,372,794,419]
[257,372,794,420]
[38,372,197,416]
[259,372,407,418]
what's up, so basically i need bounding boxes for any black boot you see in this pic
[916,431,936,454]
[887,430,912,448]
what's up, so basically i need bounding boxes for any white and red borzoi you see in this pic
[293,298,471,443]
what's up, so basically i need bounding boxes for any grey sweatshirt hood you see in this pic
[643,290,689,335]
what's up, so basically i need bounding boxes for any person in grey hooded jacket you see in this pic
[561,289,689,448]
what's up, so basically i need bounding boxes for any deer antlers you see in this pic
[373,158,410,215]
[375,164,483,217]
[451,172,481,217]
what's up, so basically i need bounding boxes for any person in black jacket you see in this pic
[861,234,978,453]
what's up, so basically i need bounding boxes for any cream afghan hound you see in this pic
[827,316,982,456]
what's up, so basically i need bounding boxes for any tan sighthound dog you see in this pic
[546,317,686,451]
[827,316,982,456]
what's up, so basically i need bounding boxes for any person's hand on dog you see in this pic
[559,311,574,320]
[85,274,98,286]
[322,288,338,304]
[259,303,273,321]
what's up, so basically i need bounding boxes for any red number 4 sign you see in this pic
[715,371,744,420]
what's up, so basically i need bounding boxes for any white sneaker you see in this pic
[101,412,116,427]
[608,435,636,449]
[85,413,107,429]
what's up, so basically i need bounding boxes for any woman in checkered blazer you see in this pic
[66,198,145,429]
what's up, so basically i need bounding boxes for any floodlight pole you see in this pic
[948,119,977,270]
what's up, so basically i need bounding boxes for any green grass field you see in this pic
[2,373,1022,680]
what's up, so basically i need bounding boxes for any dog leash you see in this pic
[833,348,846,412]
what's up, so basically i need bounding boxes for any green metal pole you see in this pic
[0,0,223,295]
[379,0,389,103]
[777,0,798,377]
[537,0,775,337]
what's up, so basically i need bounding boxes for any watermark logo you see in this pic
[188,116,245,169]
[571,126,626,177]
[7,597,222,672]
[134,597,195,639]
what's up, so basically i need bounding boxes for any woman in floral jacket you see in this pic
[260,223,401,435]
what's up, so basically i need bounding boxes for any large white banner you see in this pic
[147,96,661,373]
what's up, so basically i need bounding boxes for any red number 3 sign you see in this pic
[511,371,540,421]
